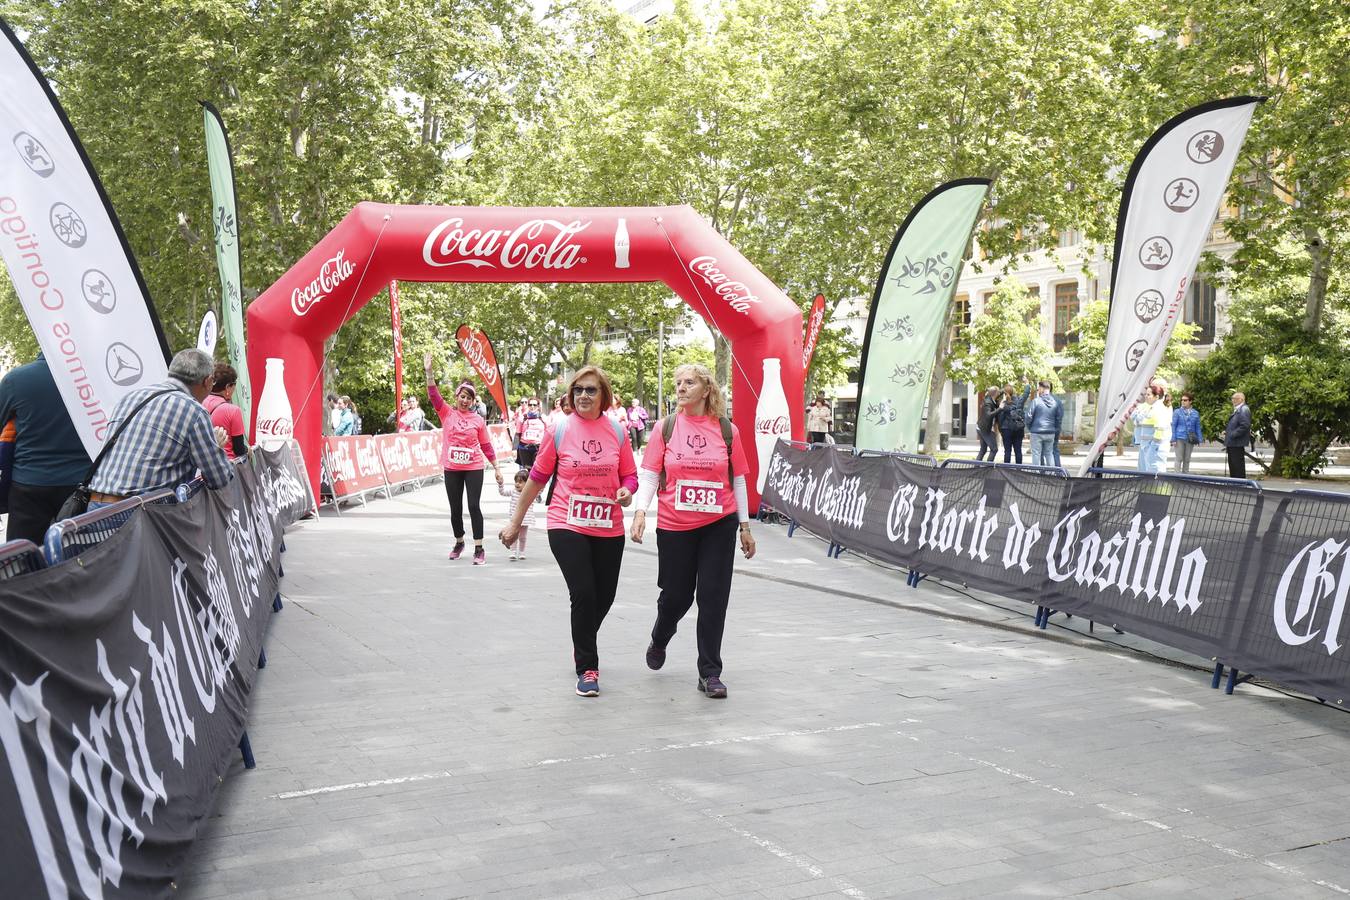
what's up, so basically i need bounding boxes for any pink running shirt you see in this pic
[530,414,638,537]
[640,414,750,532]
[429,385,496,471]
[203,394,245,460]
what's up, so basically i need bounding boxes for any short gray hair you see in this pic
[168,348,215,384]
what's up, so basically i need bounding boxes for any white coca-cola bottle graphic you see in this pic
[255,357,294,451]
[754,357,791,493]
[614,218,630,269]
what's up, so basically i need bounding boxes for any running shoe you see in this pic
[698,675,727,699]
[576,670,600,696]
[509,552,518,561]
[645,642,666,670]
[473,546,486,566]
[448,541,466,560]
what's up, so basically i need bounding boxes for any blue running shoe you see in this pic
[698,675,727,699]
[576,670,600,697]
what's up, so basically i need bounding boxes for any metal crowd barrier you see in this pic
[43,488,176,564]
[0,539,46,580]
[1087,467,1260,492]
[940,457,1070,478]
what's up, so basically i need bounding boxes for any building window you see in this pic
[1186,279,1217,344]
[953,293,970,330]
[1054,282,1079,351]
[1057,228,1080,248]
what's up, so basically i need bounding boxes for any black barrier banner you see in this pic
[762,442,1350,706]
[0,450,304,897]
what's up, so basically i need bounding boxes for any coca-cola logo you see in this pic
[256,416,293,439]
[755,415,790,435]
[803,302,825,367]
[292,249,354,316]
[688,256,760,314]
[424,217,590,270]
[458,332,499,386]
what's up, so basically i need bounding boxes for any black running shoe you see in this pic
[698,675,727,699]
[645,642,666,670]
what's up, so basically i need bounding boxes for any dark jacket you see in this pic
[1026,393,1059,434]
[977,395,999,431]
[0,354,91,486]
[997,386,1031,431]
[1224,403,1251,448]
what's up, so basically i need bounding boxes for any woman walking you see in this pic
[425,352,503,564]
[499,366,636,697]
[629,364,756,699]
[1171,392,1204,474]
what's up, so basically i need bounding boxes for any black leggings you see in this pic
[549,529,625,674]
[443,468,484,541]
[652,514,739,678]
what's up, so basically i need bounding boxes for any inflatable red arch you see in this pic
[246,203,804,506]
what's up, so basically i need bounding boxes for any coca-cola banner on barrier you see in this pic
[376,432,441,485]
[245,205,805,509]
[761,441,1350,706]
[323,435,388,498]
[487,423,514,461]
[802,292,826,374]
[455,323,508,417]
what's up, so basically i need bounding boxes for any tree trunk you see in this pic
[1303,225,1329,335]
[714,332,731,389]
[922,303,957,455]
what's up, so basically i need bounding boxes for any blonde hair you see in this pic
[674,363,727,419]
[566,365,615,414]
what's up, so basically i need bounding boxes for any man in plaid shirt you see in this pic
[88,349,234,502]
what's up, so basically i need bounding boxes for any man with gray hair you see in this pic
[87,348,234,504]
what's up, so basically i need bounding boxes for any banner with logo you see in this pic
[488,423,515,461]
[762,442,1350,706]
[0,447,306,897]
[389,280,404,415]
[322,434,389,498]
[0,19,170,456]
[1081,97,1262,474]
[375,431,441,486]
[802,292,826,375]
[201,102,251,428]
[856,180,990,452]
[455,323,508,417]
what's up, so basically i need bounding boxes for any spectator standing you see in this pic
[1026,380,1058,467]
[0,353,92,543]
[1131,388,1160,472]
[87,349,234,504]
[806,394,832,444]
[627,397,649,450]
[997,383,1030,464]
[975,387,1000,461]
[335,397,357,436]
[1171,392,1204,474]
[398,396,428,432]
[202,363,248,460]
[326,393,341,436]
[1224,391,1252,479]
[1153,385,1173,473]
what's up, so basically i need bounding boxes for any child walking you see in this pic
[499,469,536,559]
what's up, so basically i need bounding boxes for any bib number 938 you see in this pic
[674,479,723,514]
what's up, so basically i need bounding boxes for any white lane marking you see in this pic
[274,770,454,800]
[272,722,884,799]
[647,775,870,899]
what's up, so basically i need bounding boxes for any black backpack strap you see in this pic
[657,416,676,491]
[79,387,179,488]
[720,417,735,486]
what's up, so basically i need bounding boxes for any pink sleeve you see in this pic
[529,425,557,485]
[428,384,449,417]
[639,423,665,472]
[477,418,496,462]
[618,433,638,493]
[730,425,751,477]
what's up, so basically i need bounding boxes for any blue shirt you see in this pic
[0,355,91,486]
[88,378,234,496]
[1172,406,1203,442]
[1026,392,1059,434]
[335,408,356,436]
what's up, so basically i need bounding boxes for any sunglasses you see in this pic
[572,385,600,396]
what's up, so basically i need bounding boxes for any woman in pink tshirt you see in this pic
[202,363,247,460]
[425,352,503,565]
[630,363,755,699]
[499,365,636,697]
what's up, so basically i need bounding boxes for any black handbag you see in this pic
[56,388,178,521]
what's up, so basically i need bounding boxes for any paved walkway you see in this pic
[180,481,1350,899]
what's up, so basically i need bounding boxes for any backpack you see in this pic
[543,415,628,505]
[656,415,735,490]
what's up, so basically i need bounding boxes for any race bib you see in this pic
[523,419,545,444]
[448,446,475,466]
[674,479,723,515]
[567,494,616,529]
